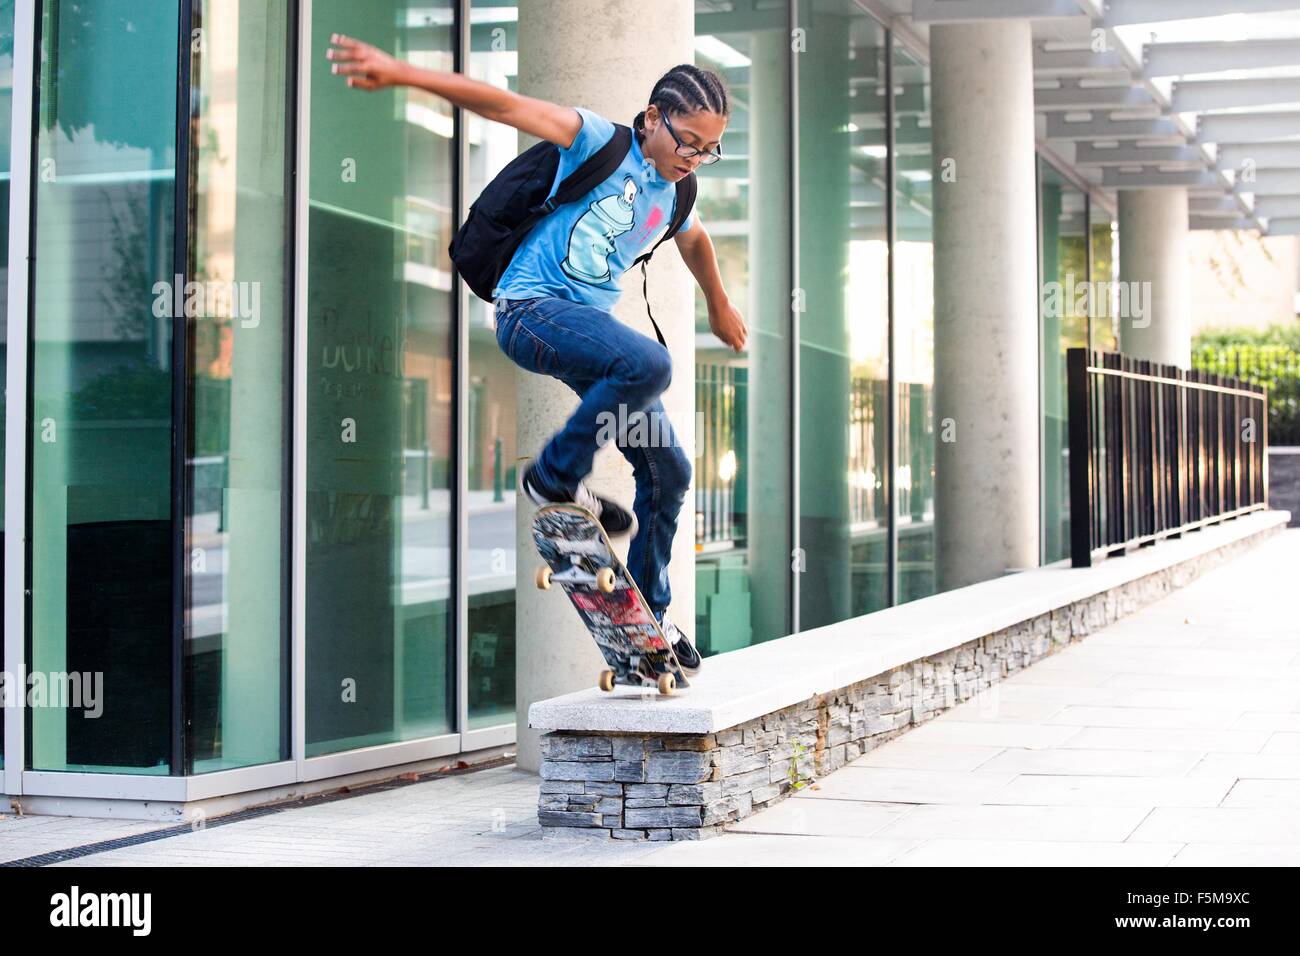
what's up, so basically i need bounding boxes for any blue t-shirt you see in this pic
[493,107,696,312]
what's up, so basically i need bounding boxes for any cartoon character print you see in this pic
[561,175,638,284]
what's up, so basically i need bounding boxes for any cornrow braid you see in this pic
[633,63,730,136]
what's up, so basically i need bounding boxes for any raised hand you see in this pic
[326,33,405,91]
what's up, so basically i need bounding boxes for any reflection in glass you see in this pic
[29,0,179,773]
[796,2,890,630]
[694,1,793,650]
[0,0,13,769]
[1039,160,1088,564]
[465,0,519,730]
[1090,205,1118,352]
[891,42,935,605]
[305,1,456,755]
[185,0,290,772]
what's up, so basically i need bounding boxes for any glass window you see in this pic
[891,42,935,604]
[184,0,291,772]
[1090,203,1118,352]
[465,0,519,730]
[1039,160,1088,564]
[799,2,891,628]
[305,1,456,756]
[0,0,13,770]
[29,0,180,773]
[798,0,877,631]
[694,0,793,650]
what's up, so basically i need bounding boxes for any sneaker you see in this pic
[521,460,637,537]
[658,610,701,675]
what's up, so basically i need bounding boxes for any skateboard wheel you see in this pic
[597,669,616,692]
[535,565,553,590]
[596,567,616,593]
[657,673,676,697]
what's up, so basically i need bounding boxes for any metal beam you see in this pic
[1265,216,1300,235]
[1074,142,1206,166]
[1106,0,1300,27]
[1035,82,1156,111]
[913,0,1089,22]
[1173,77,1300,113]
[1240,169,1300,195]
[1254,196,1300,218]
[1198,111,1300,145]
[1146,39,1300,78]
[1033,47,1131,77]
[1046,112,1185,141]
[1101,167,1222,188]
[1190,215,1261,231]
[1216,142,1300,171]
[1190,195,1247,215]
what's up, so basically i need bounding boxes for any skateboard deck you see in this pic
[532,503,689,695]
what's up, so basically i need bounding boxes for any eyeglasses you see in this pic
[660,112,722,166]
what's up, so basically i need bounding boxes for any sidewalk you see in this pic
[3,528,1296,866]
[635,526,1300,866]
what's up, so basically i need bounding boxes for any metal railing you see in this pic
[695,361,743,549]
[1066,349,1269,568]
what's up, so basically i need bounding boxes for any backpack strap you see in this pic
[631,171,698,348]
[510,124,633,242]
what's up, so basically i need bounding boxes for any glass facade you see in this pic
[29,0,179,773]
[0,0,1107,792]
[693,0,792,653]
[185,0,292,773]
[797,1,888,631]
[1039,160,1090,565]
[304,0,456,756]
[691,4,940,648]
[0,0,12,770]
[891,44,935,605]
[1090,203,1119,353]
[465,0,519,730]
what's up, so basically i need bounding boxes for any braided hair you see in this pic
[633,63,730,143]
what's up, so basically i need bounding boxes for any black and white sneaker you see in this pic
[659,611,701,675]
[521,460,637,537]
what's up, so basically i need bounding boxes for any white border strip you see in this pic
[4,0,37,798]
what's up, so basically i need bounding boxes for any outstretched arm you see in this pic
[675,221,747,352]
[327,33,583,148]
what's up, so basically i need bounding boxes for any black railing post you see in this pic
[1067,348,1093,567]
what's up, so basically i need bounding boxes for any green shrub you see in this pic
[1192,326,1300,445]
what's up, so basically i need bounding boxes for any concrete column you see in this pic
[1118,187,1191,369]
[514,0,696,771]
[931,20,1040,592]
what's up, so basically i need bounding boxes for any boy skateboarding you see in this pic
[328,35,747,676]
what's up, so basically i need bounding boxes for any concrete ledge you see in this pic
[531,510,1289,735]
[531,509,1288,842]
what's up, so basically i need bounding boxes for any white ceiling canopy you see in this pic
[879,0,1300,234]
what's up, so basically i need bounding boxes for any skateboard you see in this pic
[532,503,689,696]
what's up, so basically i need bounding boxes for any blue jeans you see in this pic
[494,295,692,617]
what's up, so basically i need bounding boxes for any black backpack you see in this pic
[448,123,697,348]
